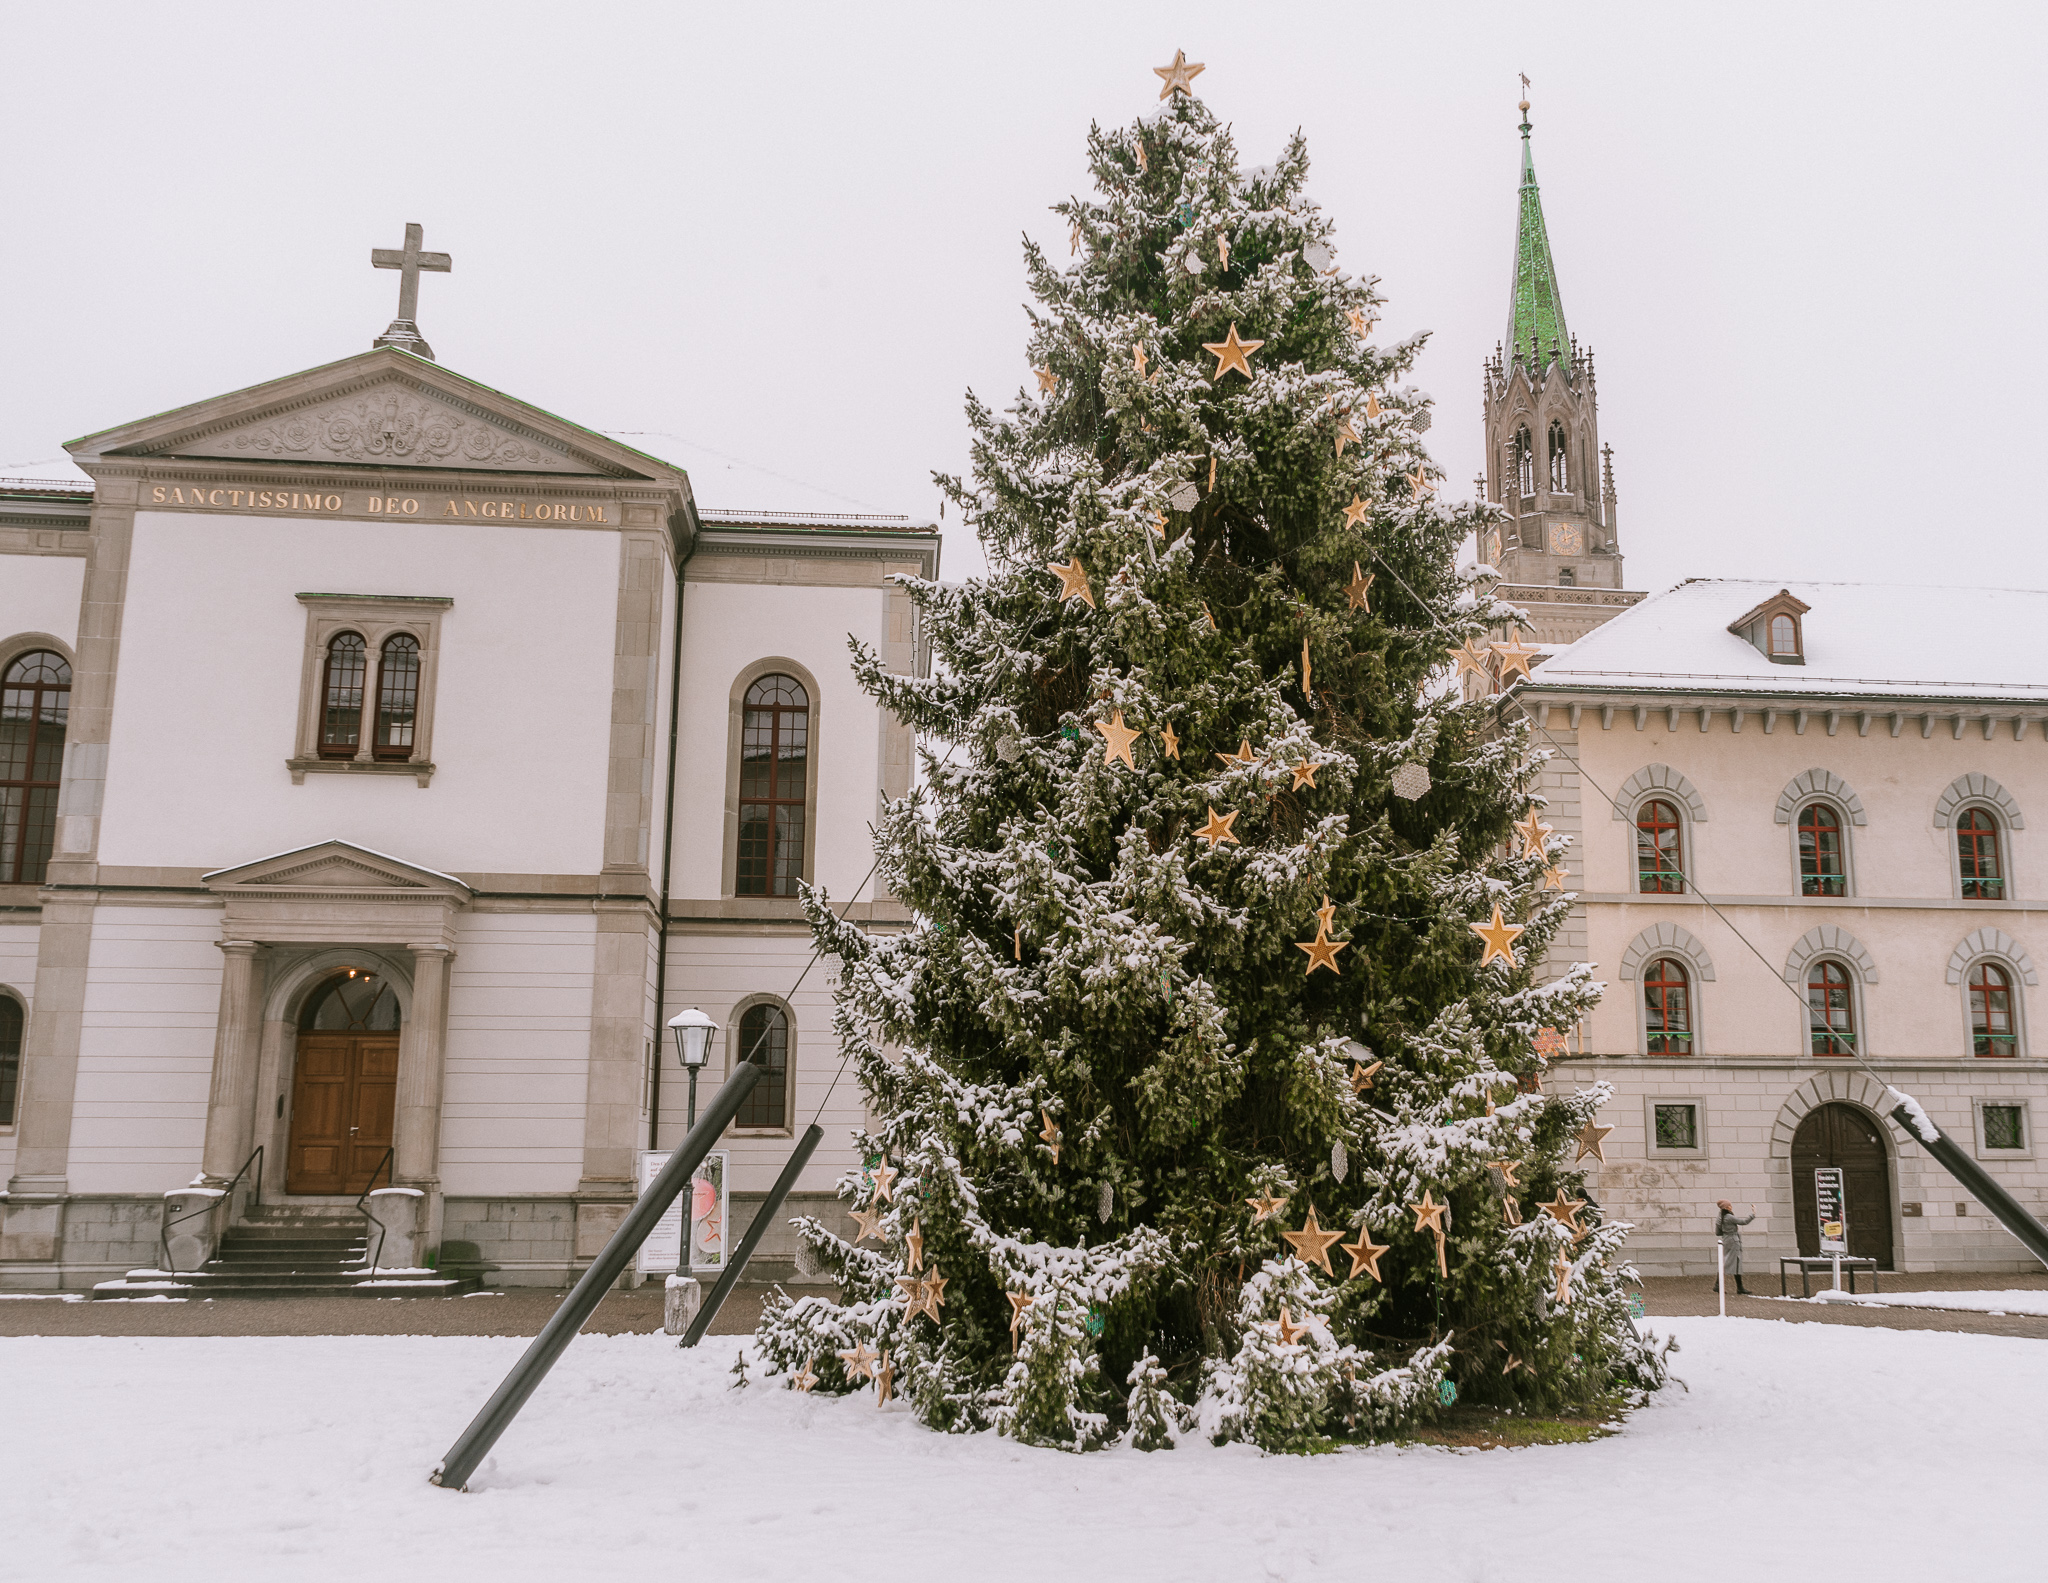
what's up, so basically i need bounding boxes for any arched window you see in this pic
[1970,962,2017,1057]
[1807,960,1856,1056]
[1548,420,1569,492]
[319,633,367,758]
[1643,957,1692,1053]
[737,674,810,897]
[0,993,21,1125]
[374,634,420,760]
[735,1002,790,1128]
[1957,808,2004,900]
[1513,426,1535,497]
[1797,803,1847,897]
[1,650,70,885]
[1769,614,1799,658]
[299,969,401,1032]
[1635,799,1685,894]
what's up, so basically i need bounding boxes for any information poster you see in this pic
[631,1149,731,1275]
[1814,1166,1848,1255]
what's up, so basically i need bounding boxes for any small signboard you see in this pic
[1814,1166,1848,1255]
[633,1149,731,1275]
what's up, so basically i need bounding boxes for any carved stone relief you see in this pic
[172,387,594,473]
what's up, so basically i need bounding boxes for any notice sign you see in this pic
[1814,1166,1848,1255]
[631,1149,731,1276]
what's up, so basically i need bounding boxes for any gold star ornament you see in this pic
[1297,920,1348,976]
[1291,759,1318,791]
[1007,1290,1034,1351]
[1449,640,1491,680]
[1034,365,1059,394]
[875,1351,896,1404]
[1493,639,1539,684]
[1410,1188,1450,1276]
[1513,809,1554,855]
[837,1341,880,1382]
[1281,1204,1344,1275]
[1574,1122,1614,1164]
[1048,556,1095,609]
[1469,906,1524,968]
[794,1357,819,1393]
[1039,1109,1063,1164]
[1095,709,1140,769]
[1542,862,1569,892]
[1553,1254,1573,1305]
[1341,494,1370,530]
[1195,805,1240,851]
[1270,1306,1306,1346]
[1340,1225,1389,1281]
[1345,563,1374,612]
[1160,722,1181,760]
[1349,1059,1383,1095]
[1215,740,1258,767]
[1201,322,1265,382]
[870,1154,898,1202]
[1246,1192,1291,1223]
[847,1202,884,1243]
[904,1217,924,1273]
[1346,307,1374,338]
[1153,48,1205,99]
[1335,413,1359,456]
[1541,1193,1587,1232]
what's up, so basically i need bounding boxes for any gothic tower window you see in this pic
[1,650,70,885]
[1548,420,1569,492]
[1513,426,1535,497]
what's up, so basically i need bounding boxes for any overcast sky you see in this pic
[3,2,2042,596]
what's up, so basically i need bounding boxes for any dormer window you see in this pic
[1728,589,1811,666]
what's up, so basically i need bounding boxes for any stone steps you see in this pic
[94,1205,477,1298]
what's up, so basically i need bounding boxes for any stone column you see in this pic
[199,941,266,1184]
[394,945,454,1191]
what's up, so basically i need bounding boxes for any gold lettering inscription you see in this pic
[432,496,610,523]
[152,486,166,503]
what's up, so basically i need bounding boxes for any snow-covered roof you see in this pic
[1528,578,2048,704]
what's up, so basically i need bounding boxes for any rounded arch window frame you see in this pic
[722,657,824,905]
[1631,794,1690,895]
[0,636,73,888]
[1619,924,1716,1056]
[0,982,26,1129]
[1950,801,2015,902]
[1959,955,2024,1058]
[725,992,797,1135]
[1803,956,1863,1058]
[1792,797,1856,898]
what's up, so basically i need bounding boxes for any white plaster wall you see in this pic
[65,906,224,1194]
[671,580,885,903]
[0,921,36,1180]
[0,552,83,652]
[97,511,621,876]
[438,911,597,1196]
[661,932,864,1197]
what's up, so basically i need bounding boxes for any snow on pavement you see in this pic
[4,1318,2037,1582]
[1809,1287,2048,1317]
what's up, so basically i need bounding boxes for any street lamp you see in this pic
[667,1008,716,1129]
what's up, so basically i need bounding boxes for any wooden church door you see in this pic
[1791,1102,1895,1268]
[286,970,402,1194]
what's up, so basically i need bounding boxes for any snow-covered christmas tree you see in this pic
[755,57,1669,1452]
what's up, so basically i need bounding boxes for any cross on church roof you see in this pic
[371,222,451,362]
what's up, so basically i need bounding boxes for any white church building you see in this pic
[0,280,934,1290]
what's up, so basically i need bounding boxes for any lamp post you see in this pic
[667,1008,716,1130]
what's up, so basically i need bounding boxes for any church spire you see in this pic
[1507,94,1570,371]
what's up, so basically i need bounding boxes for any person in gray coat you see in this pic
[1714,1200,1754,1295]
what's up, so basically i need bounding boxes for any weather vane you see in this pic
[1519,72,1531,113]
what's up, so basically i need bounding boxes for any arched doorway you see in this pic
[286,968,400,1194]
[1792,1102,1894,1268]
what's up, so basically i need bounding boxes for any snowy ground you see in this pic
[6,1318,2038,1582]
[1809,1287,2048,1316]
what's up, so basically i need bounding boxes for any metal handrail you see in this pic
[159,1144,262,1276]
[354,1147,397,1271]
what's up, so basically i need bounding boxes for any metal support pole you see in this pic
[686,1064,700,1131]
[431,1061,761,1491]
[1888,1087,2048,1270]
[1716,1241,1725,1319]
[682,1122,824,1347]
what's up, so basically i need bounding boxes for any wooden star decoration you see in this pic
[1136,142,1147,173]
[1469,906,1525,968]
[1335,413,1359,456]
[1160,722,1180,760]
[1095,710,1140,769]
[1541,1193,1587,1231]
[1291,759,1319,791]
[1490,1159,1522,1189]
[1493,639,1539,684]
[921,1269,948,1314]
[894,1271,925,1311]
[1217,233,1231,269]
[794,1356,819,1392]
[1542,862,1569,892]
[1574,1123,1614,1164]
[1195,805,1240,851]
[1502,1353,1522,1376]
[1409,1190,1448,1237]
[1345,563,1374,612]
[847,1202,885,1243]
[1006,1290,1034,1350]
[1340,1225,1389,1281]
[1132,342,1148,377]
[904,1217,924,1273]
[1034,365,1058,394]
[837,1341,879,1382]
[1201,322,1265,382]
[1297,922,1348,976]
[1349,1059,1383,1095]
[1408,467,1432,500]
[1513,809,1554,855]
[1315,894,1338,932]
[1346,307,1373,337]
[1246,1192,1291,1223]
[1448,640,1491,680]
[870,1154,898,1203]
[1281,1204,1344,1275]
[1047,556,1095,609]
[1270,1305,1306,1346]
[1365,393,1381,420]
[1039,1109,1063,1164]
[1216,740,1258,766]
[875,1351,895,1405]
[1553,1254,1573,1306]
[1153,48,1205,99]
[1341,494,1370,529]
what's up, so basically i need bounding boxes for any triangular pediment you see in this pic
[203,839,472,900]
[66,347,686,488]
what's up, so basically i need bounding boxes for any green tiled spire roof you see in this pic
[1507,109,1570,370]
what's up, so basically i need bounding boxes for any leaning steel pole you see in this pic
[681,1121,824,1347]
[431,1061,762,1491]
[1887,1085,2048,1269]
